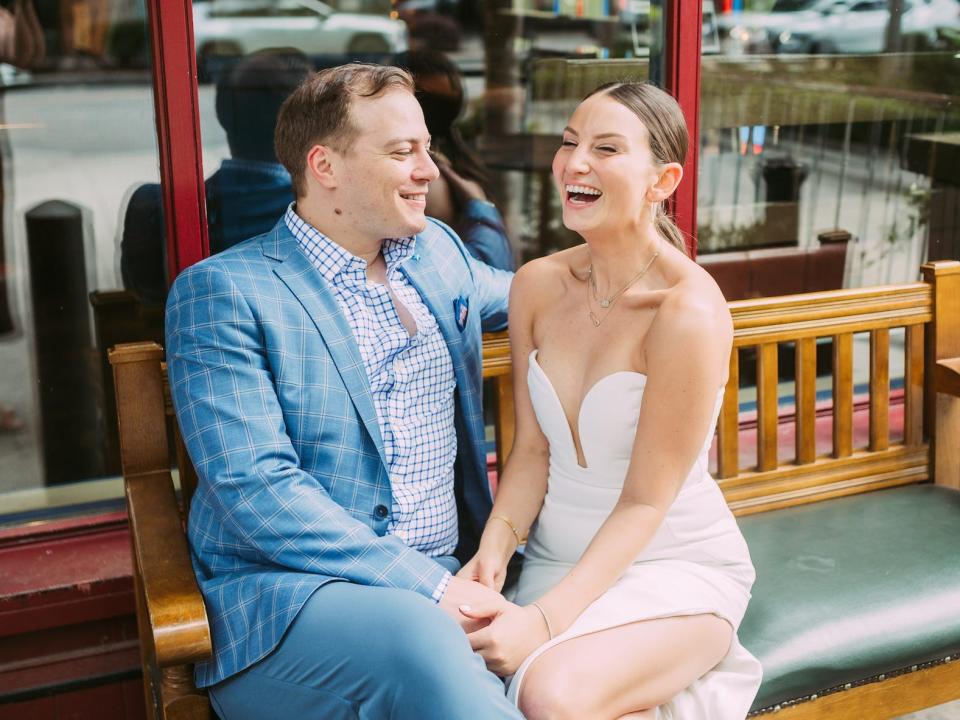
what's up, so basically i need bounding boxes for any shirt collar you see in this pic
[284,204,418,283]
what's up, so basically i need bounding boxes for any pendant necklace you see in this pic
[587,248,660,327]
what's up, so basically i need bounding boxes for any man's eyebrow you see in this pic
[383,136,431,147]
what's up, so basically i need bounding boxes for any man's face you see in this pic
[329,89,440,244]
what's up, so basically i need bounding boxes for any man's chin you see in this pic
[399,216,428,238]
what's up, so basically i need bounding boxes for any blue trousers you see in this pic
[208,575,523,720]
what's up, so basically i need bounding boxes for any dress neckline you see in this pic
[529,349,647,469]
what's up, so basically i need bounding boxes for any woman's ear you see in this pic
[306,144,338,190]
[646,162,683,203]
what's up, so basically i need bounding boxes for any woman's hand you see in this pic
[456,546,510,591]
[457,516,519,591]
[463,602,551,676]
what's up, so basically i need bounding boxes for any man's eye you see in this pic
[394,148,414,156]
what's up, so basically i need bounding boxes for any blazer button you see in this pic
[374,504,389,520]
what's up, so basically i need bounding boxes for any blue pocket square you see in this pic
[454,296,470,332]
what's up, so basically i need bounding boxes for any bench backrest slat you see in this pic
[905,324,925,448]
[869,328,891,452]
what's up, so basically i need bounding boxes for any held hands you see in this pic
[462,601,551,676]
[438,576,511,633]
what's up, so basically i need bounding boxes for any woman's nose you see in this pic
[567,146,590,174]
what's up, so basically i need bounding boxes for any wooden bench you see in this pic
[110,260,960,720]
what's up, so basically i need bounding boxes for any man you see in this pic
[165,64,522,719]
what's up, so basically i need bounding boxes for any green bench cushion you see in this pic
[738,484,960,711]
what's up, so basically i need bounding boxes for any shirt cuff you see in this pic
[432,570,453,603]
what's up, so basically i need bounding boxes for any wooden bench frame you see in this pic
[110,260,960,720]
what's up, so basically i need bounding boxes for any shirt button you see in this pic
[374,504,389,520]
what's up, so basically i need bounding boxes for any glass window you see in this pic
[0,0,160,526]
[190,0,671,269]
[702,0,959,466]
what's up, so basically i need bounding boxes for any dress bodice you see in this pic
[527,350,722,492]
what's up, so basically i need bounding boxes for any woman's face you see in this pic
[552,93,661,236]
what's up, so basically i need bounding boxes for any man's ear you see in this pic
[646,162,683,204]
[306,144,338,190]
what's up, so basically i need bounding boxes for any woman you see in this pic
[395,48,515,271]
[457,82,762,719]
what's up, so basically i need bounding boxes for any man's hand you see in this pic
[439,576,510,633]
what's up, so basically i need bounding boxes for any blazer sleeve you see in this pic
[429,217,512,332]
[166,262,450,601]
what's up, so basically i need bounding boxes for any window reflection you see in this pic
[703,0,959,465]
[702,0,959,295]
[194,0,670,266]
[0,0,160,523]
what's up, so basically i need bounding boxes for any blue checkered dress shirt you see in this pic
[285,206,457,594]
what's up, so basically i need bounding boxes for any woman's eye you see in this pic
[597,145,617,153]
[560,139,577,148]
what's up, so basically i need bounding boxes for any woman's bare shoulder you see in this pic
[512,245,586,304]
[649,256,733,352]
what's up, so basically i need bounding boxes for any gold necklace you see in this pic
[587,249,659,327]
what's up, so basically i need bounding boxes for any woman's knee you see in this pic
[518,658,603,720]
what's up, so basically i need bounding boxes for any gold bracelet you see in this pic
[488,514,524,546]
[530,601,554,640]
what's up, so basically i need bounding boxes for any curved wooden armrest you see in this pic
[935,358,960,398]
[127,470,212,668]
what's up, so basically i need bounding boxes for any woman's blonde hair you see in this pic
[584,81,690,256]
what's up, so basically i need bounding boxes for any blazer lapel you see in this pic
[400,243,467,383]
[265,226,388,470]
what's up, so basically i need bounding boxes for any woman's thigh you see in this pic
[518,613,732,720]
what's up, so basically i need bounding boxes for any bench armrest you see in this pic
[935,358,960,398]
[127,470,212,668]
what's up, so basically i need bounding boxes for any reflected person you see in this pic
[120,49,312,304]
[396,49,514,271]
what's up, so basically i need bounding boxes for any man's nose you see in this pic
[415,148,440,182]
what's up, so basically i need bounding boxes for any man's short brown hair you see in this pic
[274,63,415,198]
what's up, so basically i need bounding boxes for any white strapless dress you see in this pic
[506,350,762,719]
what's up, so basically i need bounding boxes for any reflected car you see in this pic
[716,0,839,54]
[772,0,960,53]
[193,0,408,79]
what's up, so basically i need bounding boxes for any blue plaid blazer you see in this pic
[165,217,511,688]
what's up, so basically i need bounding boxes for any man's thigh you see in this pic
[209,582,521,720]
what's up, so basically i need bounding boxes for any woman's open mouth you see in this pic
[565,184,602,206]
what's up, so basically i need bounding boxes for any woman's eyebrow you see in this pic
[593,133,627,141]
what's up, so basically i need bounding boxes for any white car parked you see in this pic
[193,0,408,79]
